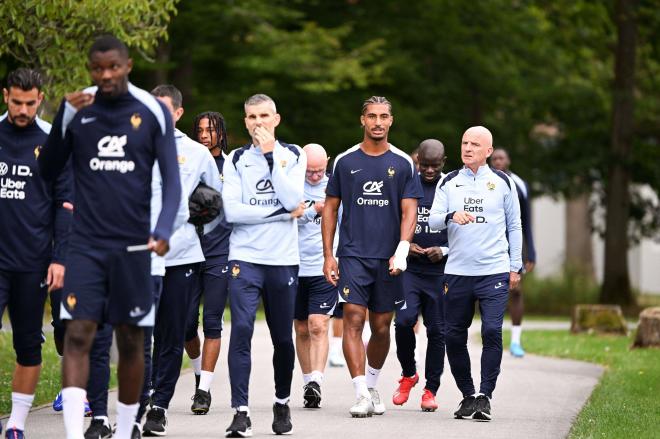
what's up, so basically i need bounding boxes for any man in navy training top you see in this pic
[223,94,306,437]
[392,139,448,412]
[38,35,181,439]
[322,96,423,418]
[184,111,233,415]
[0,68,73,439]
[294,143,338,409]
[429,126,522,422]
[490,148,536,358]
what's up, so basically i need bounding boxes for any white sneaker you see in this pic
[349,396,375,418]
[329,349,346,367]
[369,388,385,415]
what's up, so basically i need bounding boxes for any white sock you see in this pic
[511,325,522,345]
[302,373,313,385]
[115,401,139,439]
[352,375,370,399]
[236,405,250,416]
[62,387,86,439]
[7,392,34,430]
[366,365,380,389]
[311,370,324,384]
[198,370,215,392]
[274,396,290,405]
[190,355,202,376]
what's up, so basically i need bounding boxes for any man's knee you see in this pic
[481,324,502,345]
[64,321,96,353]
[115,325,144,357]
[308,316,329,338]
[14,331,43,366]
[294,320,309,338]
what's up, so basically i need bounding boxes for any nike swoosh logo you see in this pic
[494,282,504,289]
[350,169,362,174]
[395,300,405,305]
[81,117,96,124]
[244,164,252,168]
[185,270,194,277]
[288,277,295,286]
[221,267,229,273]
[40,281,48,288]
[456,184,465,187]
[319,305,331,309]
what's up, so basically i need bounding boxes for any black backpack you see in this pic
[188,182,222,226]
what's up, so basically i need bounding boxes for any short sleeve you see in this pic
[326,159,342,198]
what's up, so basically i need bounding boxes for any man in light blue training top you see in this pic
[429,126,522,422]
[223,94,306,437]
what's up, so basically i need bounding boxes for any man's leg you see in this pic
[294,319,312,376]
[85,323,113,435]
[114,324,145,438]
[307,314,330,379]
[393,271,422,406]
[184,270,203,387]
[508,285,525,356]
[419,274,445,411]
[329,314,345,367]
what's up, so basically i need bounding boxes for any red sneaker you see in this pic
[421,388,438,412]
[392,373,419,405]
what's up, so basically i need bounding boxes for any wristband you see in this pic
[392,240,410,271]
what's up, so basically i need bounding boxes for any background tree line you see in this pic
[1,0,658,306]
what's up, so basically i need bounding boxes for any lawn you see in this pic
[507,330,660,439]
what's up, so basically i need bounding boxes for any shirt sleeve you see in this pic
[326,159,342,198]
[269,144,306,211]
[199,148,225,234]
[39,100,75,181]
[50,158,74,264]
[402,166,424,200]
[429,176,451,231]
[505,176,523,272]
[297,205,318,225]
[151,162,188,238]
[519,182,536,263]
[221,151,291,225]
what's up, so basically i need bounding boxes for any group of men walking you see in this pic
[0,34,536,439]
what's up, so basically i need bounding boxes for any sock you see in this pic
[302,373,313,385]
[7,392,34,430]
[236,405,250,416]
[190,355,202,376]
[511,325,522,345]
[116,401,139,439]
[352,375,370,399]
[198,370,215,392]
[62,387,86,439]
[366,365,381,389]
[310,370,324,384]
[274,396,290,405]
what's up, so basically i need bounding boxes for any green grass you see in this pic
[505,330,660,439]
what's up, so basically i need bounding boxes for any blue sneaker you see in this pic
[510,342,525,358]
[5,427,25,438]
[84,399,93,417]
[53,390,63,411]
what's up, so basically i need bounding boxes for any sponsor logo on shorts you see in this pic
[39,280,48,288]
[319,303,332,309]
[185,269,194,278]
[494,281,505,289]
[395,299,405,305]
[129,306,146,318]
[221,266,229,274]
[66,293,77,310]
[288,277,295,286]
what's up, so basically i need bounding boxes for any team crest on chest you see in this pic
[444,284,449,295]
[177,155,186,165]
[34,145,41,159]
[487,181,496,191]
[130,113,142,130]
[387,166,396,178]
[280,160,287,168]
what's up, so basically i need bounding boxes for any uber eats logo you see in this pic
[250,178,280,206]
[0,161,32,200]
[463,197,487,223]
[357,180,389,207]
[89,135,136,173]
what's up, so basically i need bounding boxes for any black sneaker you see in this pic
[194,373,200,390]
[132,422,142,439]
[142,407,167,436]
[303,381,322,408]
[473,394,492,421]
[225,411,252,438]
[84,418,112,439]
[272,402,292,435]
[191,388,212,415]
[453,395,477,419]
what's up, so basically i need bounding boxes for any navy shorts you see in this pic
[186,256,230,340]
[295,276,338,320]
[61,244,153,326]
[338,257,404,313]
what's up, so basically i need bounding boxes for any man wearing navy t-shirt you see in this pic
[39,35,181,439]
[322,96,422,418]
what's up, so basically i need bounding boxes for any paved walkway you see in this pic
[8,321,602,438]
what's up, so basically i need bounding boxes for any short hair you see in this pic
[193,111,229,154]
[88,35,129,60]
[5,68,44,92]
[244,94,277,113]
[151,84,183,109]
[361,96,392,115]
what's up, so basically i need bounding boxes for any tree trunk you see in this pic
[600,0,637,306]
[565,192,594,279]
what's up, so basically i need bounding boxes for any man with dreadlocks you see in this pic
[183,111,233,415]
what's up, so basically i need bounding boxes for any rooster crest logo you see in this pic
[487,181,496,191]
[130,113,142,130]
[387,166,395,178]
[66,293,77,309]
[231,264,240,278]
[342,286,350,297]
[34,145,41,159]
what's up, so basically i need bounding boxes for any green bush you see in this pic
[521,268,600,316]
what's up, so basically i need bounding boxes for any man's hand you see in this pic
[409,243,425,258]
[254,126,276,153]
[290,201,306,218]
[323,256,339,286]
[148,237,170,256]
[47,262,65,292]
[426,246,444,263]
[509,271,521,290]
[525,261,535,273]
[388,256,402,276]
[313,200,325,214]
[452,211,475,225]
[65,91,94,111]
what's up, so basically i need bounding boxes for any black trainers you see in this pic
[453,395,477,419]
[191,388,212,415]
[225,410,252,438]
[142,407,167,436]
[473,394,492,421]
[303,381,322,408]
[194,373,200,390]
[272,402,292,435]
[84,418,112,439]
[132,422,142,439]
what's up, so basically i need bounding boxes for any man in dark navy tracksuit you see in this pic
[0,68,73,438]
[39,35,181,439]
